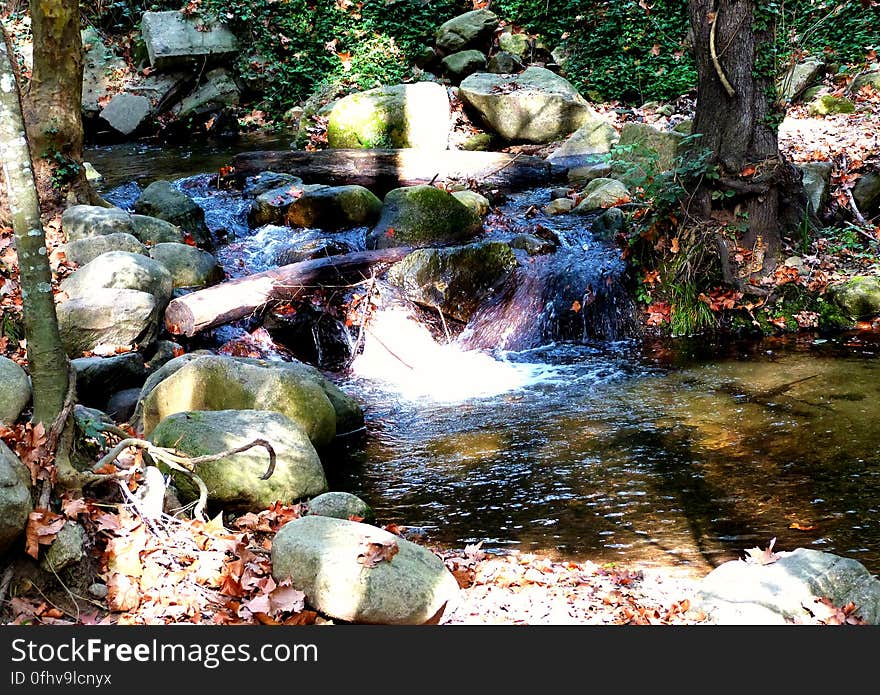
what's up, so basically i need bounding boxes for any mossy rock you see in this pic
[286,185,383,230]
[827,276,880,320]
[305,491,373,522]
[808,94,855,116]
[573,178,631,211]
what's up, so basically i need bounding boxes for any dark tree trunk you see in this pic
[688,0,807,275]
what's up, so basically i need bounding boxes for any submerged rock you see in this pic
[264,306,354,372]
[273,234,356,266]
[149,410,327,511]
[271,516,459,624]
[0,357,31,426]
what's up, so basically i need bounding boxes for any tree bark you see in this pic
[688,0,807,270]
[232,149,557,194]
[0,30,71,425]
[164,247,412,337]
[24,0,92,210]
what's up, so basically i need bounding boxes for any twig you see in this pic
[344,272,377,369]
[844,186,870,229]
[365,327,414,369]
[436,305,451,343]
[710,9,736,98]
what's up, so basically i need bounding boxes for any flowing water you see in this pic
[90,138,880,577]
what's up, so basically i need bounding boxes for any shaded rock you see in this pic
[778,57,824,102]
[62,205,133,241]
[273,234,357,266]
[286,185,383,230]
[106,388,142,423]
[441,50,486,82]
[0,441,31,554]
[487,51,521,74]
[509,233,555,256]
[141,11,239,70]
[149,242,224,289]
[242,172,300,198]
[62,233,147,267]
[547,119,619,169]
[306,491,373,522]
[808,94,855,116]
[797,161,833,214]
[173,68,239,118]
[827,276,880,320]
[99,93,151,136]
[72,353,147,409]
[853,171,880,214]
[567,161,612,184]
[611,122,685,184]
[138,354,363,447]
[543,198,574,215]
[388,241,517,322]
[0,357,31,426]
[81,26,126,119]
[367,185,481,250]
[144,340,184,372]
[327,82,450,150]
[574,178,631,211]
[451,190,490,217]
[264,306,354,372]
[134,181,212,249]
[127,71,192,116]
[57,288,159,355]
[696,548,880,624]
[498,31,529,60]
[40,522,84,572]
[271,516,459,624]
[61,251,173,309]
[248,180,315,228]
[550,187,572,200]
[149,410,327,511]
[459,67,598,143]
[435,9,499,53]
[852,70,880,92]
[591,207,627,241]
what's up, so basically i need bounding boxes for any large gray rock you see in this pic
[149,243,223,289]
[149,410,327,512]
[138,354,363,448]
[248,179,311,227]
[0,441,32,555]
[459,67,598,143]
[61,251,173,309]
[573,178,631,211]
[62,205,133,241]
[611,122,686,184]
[99,93,151,136]
[367,185,481,250]
[440,50,486,82]
[435,10,499,53]
[797,161,833,214]
[72,353,147,408]
[547,119,619,169]
[306,491,373,522]
[0,357,31,426]
[134,181,212,249]
[81,27,127,119]
[286,185,383,230]
[57,288,159,356]
[697,548,880,624]
[271,516,459,624]
[777,57,825,102]
[487,51,522,74]
[853,171,880,215]
[62,233,147,267]
[141,11,239,70]
[827,276,880,320]
[172,68,239,118]
[130,214,187,245]
[853,70,880,92]
[327,83,450,150]
[126,71,192,116]
[388,242,517,322]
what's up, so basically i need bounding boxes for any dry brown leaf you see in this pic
[357,539,399,568]
[743,537,779,565]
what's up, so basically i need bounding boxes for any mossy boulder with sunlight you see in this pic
[367,185,481,250]
[149,410,327,512]
[286,185,383,230]
[827,276,880,320]
[326,82,450,150]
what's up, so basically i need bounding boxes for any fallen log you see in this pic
[164,247,412,337]
[232,148,560,193]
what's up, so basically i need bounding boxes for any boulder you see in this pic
[40,522,84,573]
[367,185,481,250]
[0,357,31,425]
[286,185,383,230]
[273,234,357,266]
[451,190,490,217]
[696,548,880,624]
[271,516,459,624]
[149,243,224,289]
[435,9,499,53]
[61,251,173,309]
[106,388,142,423]
[248,180,314,228]
[62,233,147,267]
[57,288,159,355]
[138,354,363,447]
[264,307,354,372]
[173,68,240,118]
[305,491,373,522]
[612,122,685,183]
[547,120,619,169]
[130,215,187,245]
[498,31,529,60]
[827,276,880,320]
[574,178,631,211]
[591,207,627,241]
[543,198,574,215]
[459,67,598,143]
[72,353,147,408]
[81,27,127,119]
[808,94,855,116]
[99,93,151,136]
[243,172,300,198]
[0,441,32,555]
[567,161,612,184]
[777,57,824,102]
[852,70,880,92]
[126,71,192,116]
[140,11,239,70]
[388,242,517,322]
[327,82,450,150]
[487,51,521,74]
[797,161,833,214]
[440,50,486,82]
[62,205,133,242]
[853,171,880,214]
[148,410,327,511]
[134,181,212,249]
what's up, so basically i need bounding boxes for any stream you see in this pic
[88,134,880,577]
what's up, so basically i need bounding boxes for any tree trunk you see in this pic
[688,0,807,273]
[24,0,92,210]
[0,30,71,425]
